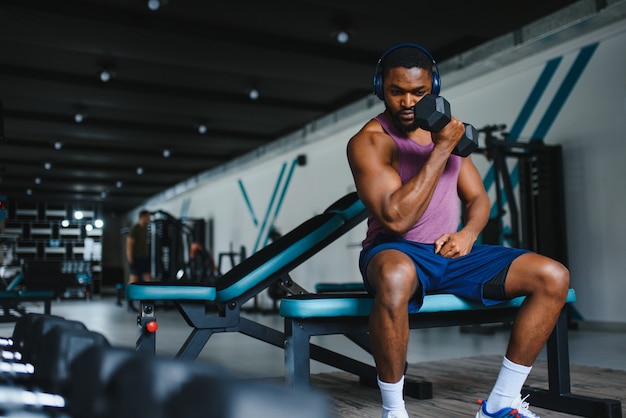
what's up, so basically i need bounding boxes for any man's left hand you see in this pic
[434,230,475,258]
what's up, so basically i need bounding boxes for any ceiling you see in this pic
[0,0,581,217]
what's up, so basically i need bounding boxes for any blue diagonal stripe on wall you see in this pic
[532,43,598,140]
[238,179,258,226]
[482,57,562,193]
[253,162,287,253]
[484,43,598,231]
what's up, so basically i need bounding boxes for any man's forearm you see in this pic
[461,194,490,241]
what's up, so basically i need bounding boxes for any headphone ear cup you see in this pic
[431,71,441,96]
[373,71,384,100]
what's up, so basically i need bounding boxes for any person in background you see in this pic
[346,43,570,418]
[126,210,153,310]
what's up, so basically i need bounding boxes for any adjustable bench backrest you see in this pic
[215,192,367,304]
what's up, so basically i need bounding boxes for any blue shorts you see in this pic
[359,234,529,313]
[129,257,151,276]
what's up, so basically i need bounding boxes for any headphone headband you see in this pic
[372,42,441,99]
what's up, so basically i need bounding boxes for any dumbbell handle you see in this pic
[414,94,478,157]
[452,123,479,157]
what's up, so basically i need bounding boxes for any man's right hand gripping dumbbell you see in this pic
[414,94,479,157]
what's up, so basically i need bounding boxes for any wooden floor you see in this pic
[310,355,626,418]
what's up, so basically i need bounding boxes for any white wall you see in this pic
[130,16,626,323]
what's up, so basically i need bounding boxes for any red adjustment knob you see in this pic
[145,321,158,333]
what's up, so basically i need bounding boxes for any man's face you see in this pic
[383,66,432,134]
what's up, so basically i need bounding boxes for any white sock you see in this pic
[486,357,532,413]
[377,375,405,412]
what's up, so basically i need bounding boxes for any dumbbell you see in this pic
[414,94,478,157]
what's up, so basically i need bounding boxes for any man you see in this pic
[126,210,153,286]
[346,43,570,418]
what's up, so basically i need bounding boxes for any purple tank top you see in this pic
[362,113,462,246]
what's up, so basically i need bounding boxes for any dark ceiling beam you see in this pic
[3,112,270,152]
[0,0,377,64]
[0,141,225,169]
[0,64,333,114]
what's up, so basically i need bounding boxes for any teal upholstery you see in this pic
[125,282,216,301]
[280,289,577,318]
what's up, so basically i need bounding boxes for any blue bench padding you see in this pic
[216,216,345,301]
[0,290,55,299]
[280,289,576,319]
[125,282,216,301]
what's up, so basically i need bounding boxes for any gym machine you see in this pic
[479,125,568,265]
[149,211,210,282]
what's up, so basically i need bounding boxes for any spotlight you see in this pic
[44,162,52,170]
[146,0,168,11]
[54,141,63,150]
[163,149,171,158]
[26,189,32,196]
[94,219,104,228]
[101,191,108,198]
[74,112,84,123]
[34,177,41,184]
[336,30,350,44]
[85,224,93,232]
[61,219,70,227]
[74,210,84,220]
[116,181,123,188]
[99,69,112,82]
[198,124,207,134]
[136,167,144,175]
[248,88,260,100]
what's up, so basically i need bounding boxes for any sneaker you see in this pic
[382,408,409,418]
[475,395,540,418]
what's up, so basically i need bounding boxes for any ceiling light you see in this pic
[336,30,350,44]
[116,181,123,188]
[34,177,41,184]
[136,167,144,175]
[74,112,84,123]
[44,162,52,170]
[54,141,63,150]
[198,124,207,134]
[26,189,32,195]
[94,219,104,228]
[146,0,168,11]
[248,88,260,100]
[74,210,84,220]
[99,69,112,83]
[100,191,108,198]
[85,224,93,232]
[162,149,171,158]
[61,219,70,227]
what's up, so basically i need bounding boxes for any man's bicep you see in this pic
[457,157,488,203]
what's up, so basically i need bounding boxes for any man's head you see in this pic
[138,209,151,225]
[373,43,440,99]
[373,44,440,134]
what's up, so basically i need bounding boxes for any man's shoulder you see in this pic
[350,118,390,145]
[129,223,142,234]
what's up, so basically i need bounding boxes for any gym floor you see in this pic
[2,293,625,381]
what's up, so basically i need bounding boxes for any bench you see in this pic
[0,272,54,322]
[126,192,368,359]
[280,289,622,418]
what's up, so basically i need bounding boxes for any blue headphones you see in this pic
[372,42,441,100]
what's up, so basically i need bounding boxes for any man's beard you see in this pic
[389,108,420,134]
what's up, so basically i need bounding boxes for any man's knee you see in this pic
[538,260,570,302]
[369,256,417,307]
